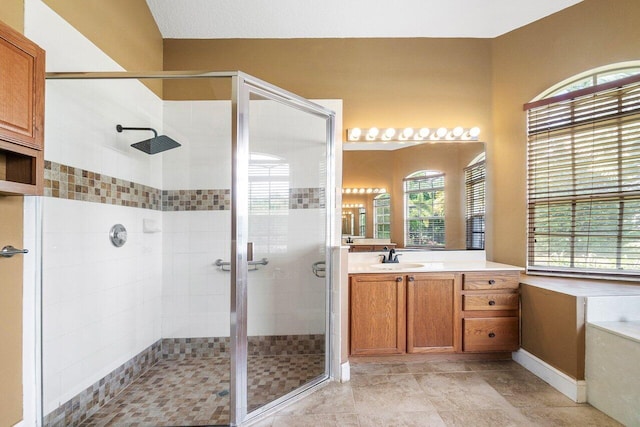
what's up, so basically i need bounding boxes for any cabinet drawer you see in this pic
[463,317,519,352]
[463,272,519,290]
[463,294,519,311]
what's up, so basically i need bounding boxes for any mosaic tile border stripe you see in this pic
[162,334,326,359]
[162,189,231,211]
[290,187,325,209]
[44,161,323,211]
[44,161,162,210]
[43,340,162,427]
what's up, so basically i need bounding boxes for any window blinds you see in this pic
[526,79,640,278]
[465,160,485,250]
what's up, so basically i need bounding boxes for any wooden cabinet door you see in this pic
[350,274,406,355]
[0,20,45,150]
[407,273,460,353]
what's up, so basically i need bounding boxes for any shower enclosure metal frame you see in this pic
[44,70,336,426]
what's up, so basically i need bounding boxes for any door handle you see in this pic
[1,245,29,258]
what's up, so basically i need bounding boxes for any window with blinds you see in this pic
[465,157,485,250]
[249,156,290,254]
[526,76,640,278]
[404,171,445,248]
[373,194,391,238]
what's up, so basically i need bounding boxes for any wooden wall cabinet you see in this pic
[349,270,520,356]
[0,20,45,195]
[349,274,406,355]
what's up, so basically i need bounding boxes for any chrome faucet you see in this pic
[381,248,400,263]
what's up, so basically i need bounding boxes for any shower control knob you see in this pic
[110,224,128,247]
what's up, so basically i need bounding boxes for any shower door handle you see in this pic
[1,245,29,258]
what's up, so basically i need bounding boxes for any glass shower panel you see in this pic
[245,95,329,413]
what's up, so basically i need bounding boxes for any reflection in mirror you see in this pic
[343,142,485,250]
[341,206,365,236]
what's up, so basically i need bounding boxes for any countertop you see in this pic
[588,321,640,344]
[519,274,640,297]
[347,250,523,274]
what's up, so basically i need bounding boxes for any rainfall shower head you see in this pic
[116,124,181,155]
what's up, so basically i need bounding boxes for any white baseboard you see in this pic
[340,361,350,382]
[512,349,587,403]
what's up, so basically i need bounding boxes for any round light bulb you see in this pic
[366,188,373,193]
[452,126,464,137]
[349,128,362,140]
[366,127,379,139]
[384,128,396,139]
[469,127,481,137]
[402,128,414,138]
[436,127,448,138]
[419,128,430,138]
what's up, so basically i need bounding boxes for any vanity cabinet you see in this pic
[0,20,45,195]
[349,270,520,356]
[349,274,406,355]
[407,273,459,353]
[461,272,520,352]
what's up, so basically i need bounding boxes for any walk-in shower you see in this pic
[39,71,336,426]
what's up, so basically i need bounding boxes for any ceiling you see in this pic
[146,0,582,39]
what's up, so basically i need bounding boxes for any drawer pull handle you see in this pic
[408,276,414,282]
[396,277,403,282]
[488,332,496,338]
[488,279,496,285]
[488,300,496,306]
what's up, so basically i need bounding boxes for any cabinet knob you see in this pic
[488,279,496,285]
[488,300,496,306]
[408,276,414,282]
[488,332,496,338]
[396,277,403,282]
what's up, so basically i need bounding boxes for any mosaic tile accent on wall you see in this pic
[44,162,322,211]
[43,340,162,427]
[161,334,325,359]
[161,189,231,211]
[44,161,162,210]
[290,187,325,209]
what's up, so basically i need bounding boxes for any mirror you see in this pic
[342,142,485,250]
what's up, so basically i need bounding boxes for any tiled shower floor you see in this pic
[80,354,325,426]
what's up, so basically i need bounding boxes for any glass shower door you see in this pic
[238,89,332,419]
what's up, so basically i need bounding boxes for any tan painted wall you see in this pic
[163,38,493,135]
[0,5,25,424]
[0,0,24,33]
[343,143,483,248]
[0,196,24,426]
[43,0,163,96]
[490,0,640,266]
[520,284,585,380]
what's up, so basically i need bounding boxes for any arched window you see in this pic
[525,63,640,278]
[373,193,391,239]
[404,170,445,248]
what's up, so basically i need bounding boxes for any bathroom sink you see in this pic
[370,262,424,270]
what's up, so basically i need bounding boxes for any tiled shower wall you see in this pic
[27,0,342,419]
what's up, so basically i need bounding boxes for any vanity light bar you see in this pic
[342,204,365,208]
[342,188,387,194]
[347,127,480,142]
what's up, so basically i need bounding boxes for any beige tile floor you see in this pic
[251,357,622,427]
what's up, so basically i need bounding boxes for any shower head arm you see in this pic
[116,124,158,138]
